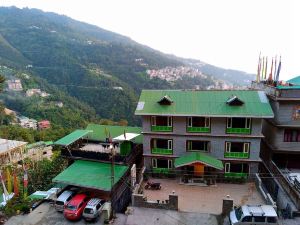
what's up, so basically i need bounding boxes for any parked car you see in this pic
[64,193,89,221]
[229,205,279,225]
[54,190,75,212]
[82,198,106,221]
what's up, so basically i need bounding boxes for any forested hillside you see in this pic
[0,7,254,126]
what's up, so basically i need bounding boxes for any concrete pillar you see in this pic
[169,194,178,210]
[222,196,233,216]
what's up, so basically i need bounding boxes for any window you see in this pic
[151,139,173,149]
[227,118,251,128]
[186,140,210,152]
[254,216,265,222]
[242,216,252,222]
[284,129,300,142]
[152,158,157,168]
[96,204,101,210]
[168,140,172,150]
[225,142,250,153]
[152,158,173,169]
[267,217,277,223]
[225,163,230,173]
[151,116,172,127]
[225,163,249,173]
[187,117,210,127]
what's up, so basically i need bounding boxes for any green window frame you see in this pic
[225,142,250,158]
[186,140,210,152]
[187,117,210,133]
[151,116,173,132]
[226,118,251,134]
[151,139,173,155]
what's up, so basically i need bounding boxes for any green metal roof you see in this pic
[54,130,92,146]
[135,90,274,118]
[287,76,300,85]
[85,124,143,144]
[174,152,223,170]
[276,85,300,90]
[52,160,128,191]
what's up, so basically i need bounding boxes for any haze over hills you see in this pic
[0,6,254,126]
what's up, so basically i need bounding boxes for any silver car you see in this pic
[54,190,75,212]
[229,205,279,225]
[82,198,105,221]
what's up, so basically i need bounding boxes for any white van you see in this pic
[82,198,105,221]
[54,190,74,212]
[229,205,279,225]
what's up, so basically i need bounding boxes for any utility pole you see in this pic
[110,143,115,219]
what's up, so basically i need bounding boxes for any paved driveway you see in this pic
[5,202,108,225]
[143,179,264,214]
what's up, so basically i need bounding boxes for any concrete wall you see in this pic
[132,193,178,210]
[263,120,300,152]
[268,99,300,126]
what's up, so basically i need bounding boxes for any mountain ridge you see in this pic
[0,6,254,126]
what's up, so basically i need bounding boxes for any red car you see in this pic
[63,194,89,221]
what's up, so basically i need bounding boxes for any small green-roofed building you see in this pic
[54,130,92,146]
[85,124,142,144]
[175,152,223,170]
[53,160,128,191]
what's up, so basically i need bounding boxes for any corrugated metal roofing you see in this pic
[287,76,300,85]
[85,124,143,144]
[174,152,223,170]
[54,130,92,146]
[135,90,274,118]
[52,160,128,191]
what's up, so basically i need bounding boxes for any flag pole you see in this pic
[256,52,261,83]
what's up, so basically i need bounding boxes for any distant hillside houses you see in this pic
[17,116,37,129]
[6,79,23,91]
[147,66,206,82]
[26,88,50,97]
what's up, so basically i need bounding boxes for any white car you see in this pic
[229,205,279,225]
[82,198,106,221]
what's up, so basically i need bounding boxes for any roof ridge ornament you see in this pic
[226,95,244,106]
[158,95,173,105]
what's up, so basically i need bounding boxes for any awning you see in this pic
[113,133,140,142]
[54,130,92,146]
[52,160,128,191]
[174,152,223,170]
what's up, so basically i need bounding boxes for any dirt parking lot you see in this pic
[143,179,264,214]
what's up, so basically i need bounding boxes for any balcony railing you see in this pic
[151,148,173,155]
[224,152,249,159]
[151,125,172,132]
[187,127,210,133]
[226,127,251,134]
[152,168,171,174]
[225,172,248,179]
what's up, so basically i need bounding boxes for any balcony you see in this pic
[152,168,171,174]
[224,152,249,159]
[151,125,172,132]
[151,148,173,155]
[226,127,251,134]
[224,172,248,179]
[187,127,210,133]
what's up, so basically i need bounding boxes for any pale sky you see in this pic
[1,0,299,80]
